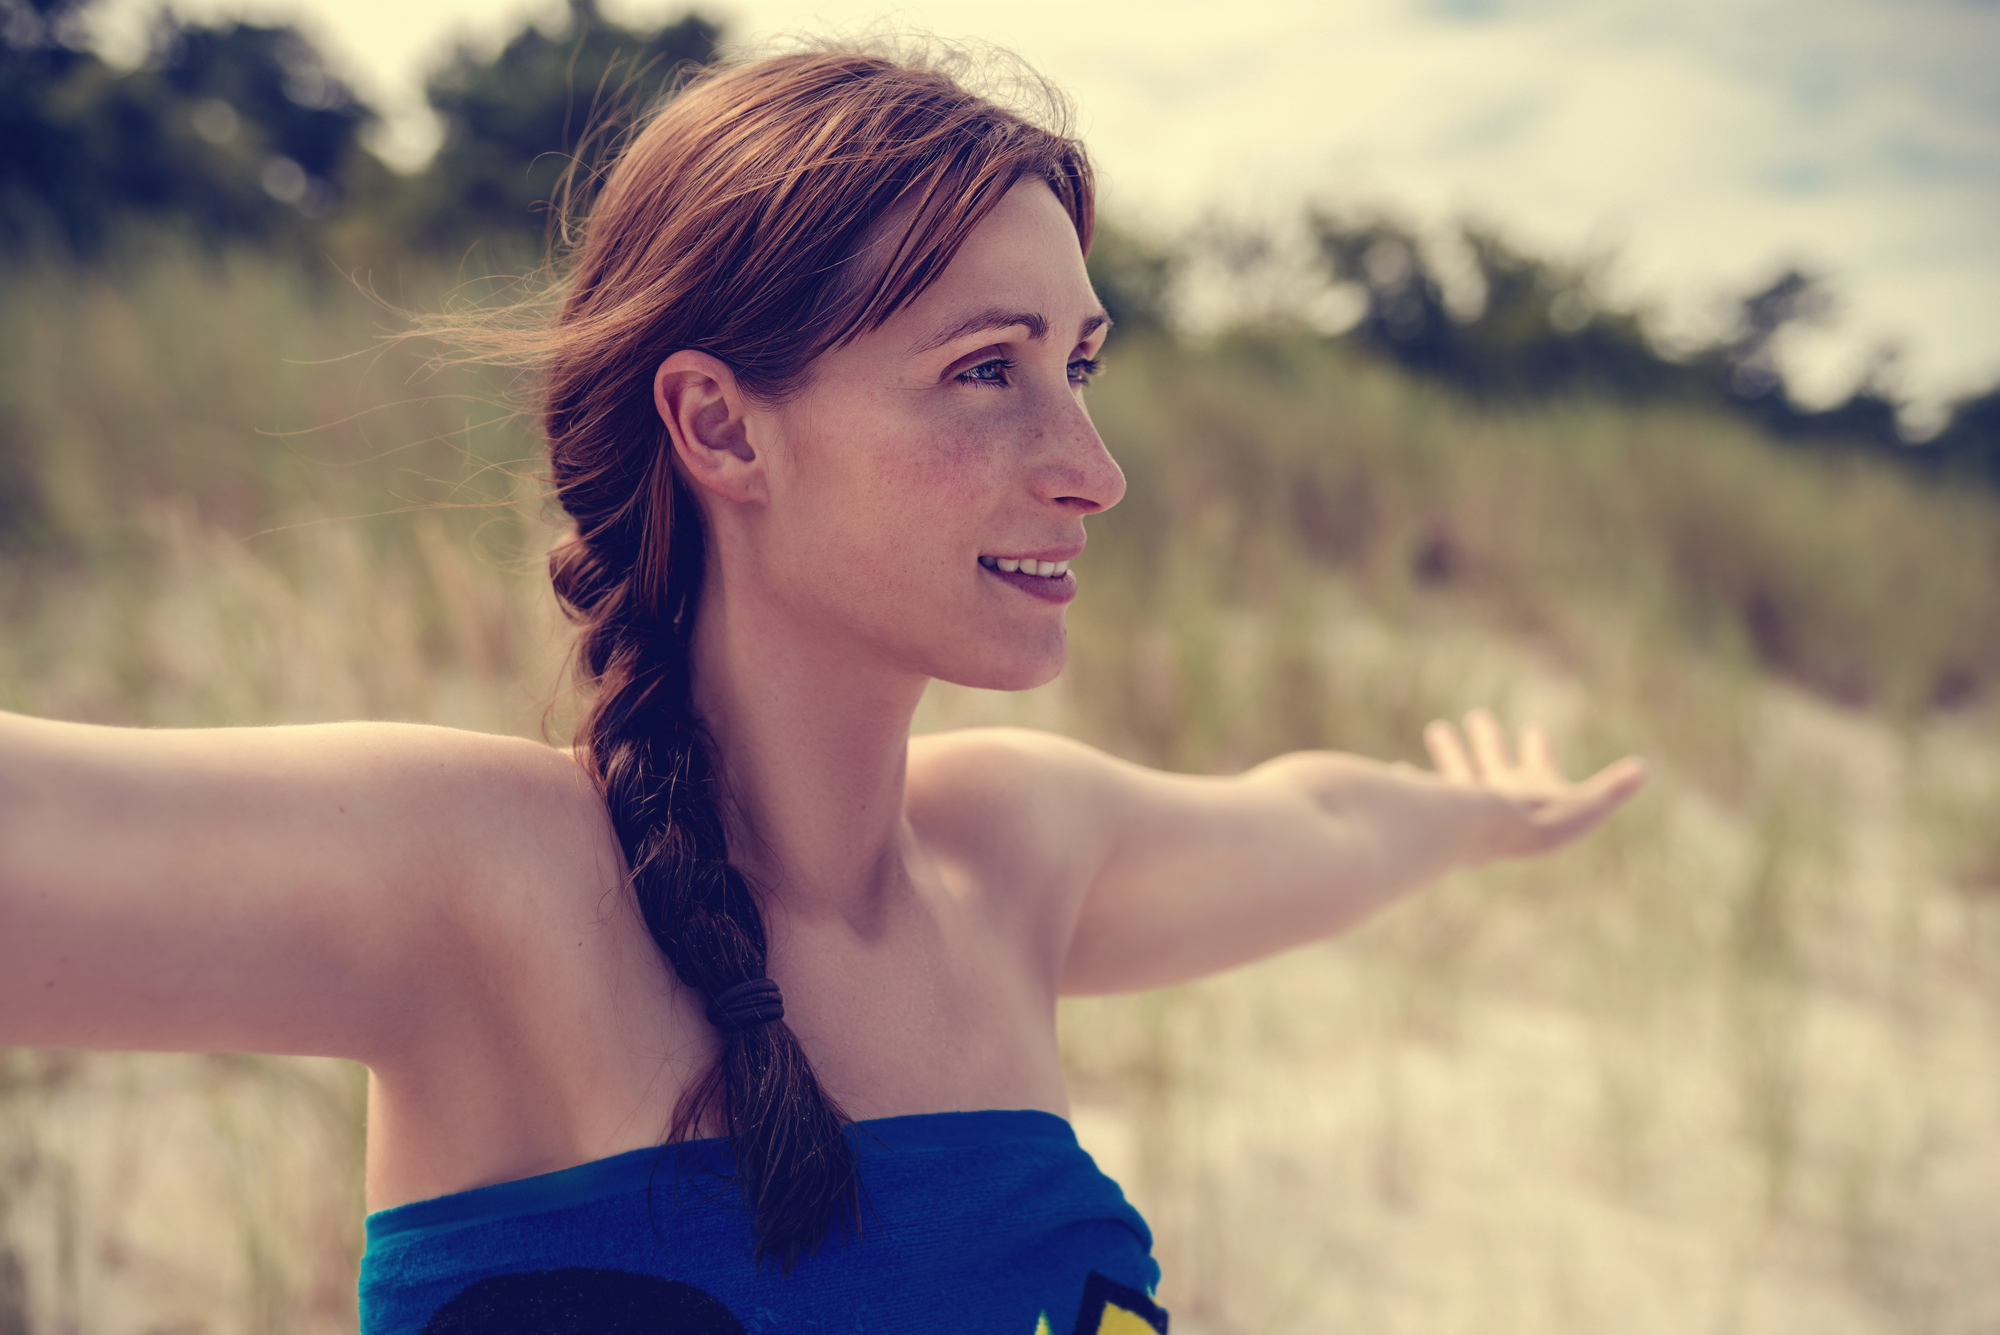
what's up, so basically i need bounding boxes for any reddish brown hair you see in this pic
[541,48,1093,1267]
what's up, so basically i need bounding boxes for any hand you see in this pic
[1422,709,1647,863]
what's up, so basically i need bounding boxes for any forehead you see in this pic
[887,181,1101,346]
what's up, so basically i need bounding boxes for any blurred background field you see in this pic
[5,2,2000,1333]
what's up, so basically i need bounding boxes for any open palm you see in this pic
[1423,709,1647,861]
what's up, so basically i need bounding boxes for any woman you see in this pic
[0,46,1644,1334]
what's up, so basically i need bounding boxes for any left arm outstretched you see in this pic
[988,711,1645,995]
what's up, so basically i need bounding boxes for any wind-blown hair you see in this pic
[536,47,1093,1267]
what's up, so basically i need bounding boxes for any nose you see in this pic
[1031,389,1126,515]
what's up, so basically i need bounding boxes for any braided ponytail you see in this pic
[533,47,1096,1265]
[556,470,857,1267]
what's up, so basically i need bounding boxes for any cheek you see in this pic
[885,417,1009,513]
[799,404,1012,559]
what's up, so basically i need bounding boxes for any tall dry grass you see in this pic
[3,250,1998,1333]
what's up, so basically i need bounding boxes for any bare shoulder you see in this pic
[342,722,622,925]
[906,725,1119,821]
[906,724,1196,814]
[248,719,611,876]
[398,724,611,863]
[904,727,1141,912]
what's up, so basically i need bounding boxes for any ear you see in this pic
[654,351,766,506]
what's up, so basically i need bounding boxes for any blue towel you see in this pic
[358,1109,1168,1334]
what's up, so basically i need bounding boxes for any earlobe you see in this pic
[654,352,764,503]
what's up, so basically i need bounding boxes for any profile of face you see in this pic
[658,181,1125,694]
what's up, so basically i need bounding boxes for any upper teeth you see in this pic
[980,556,1070,577]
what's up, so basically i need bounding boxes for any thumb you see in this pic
[1544,755,1648,845]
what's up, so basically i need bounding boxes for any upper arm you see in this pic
[0,712,606,1064]
[1055,751,1388,993]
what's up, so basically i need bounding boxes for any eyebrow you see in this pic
[917,308,1112,354]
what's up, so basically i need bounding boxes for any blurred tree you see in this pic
[1086,219,1178,337]
[1300,213,1982,471]
[2,0,135,252]
[1924,384,2000,487]
[407,0,717,255]
[151,16,376,218]
[1308,212,1685,401]
[1456,228,1680,399]
[1692,271,1909,453]
[1,0,379,254]
[1311,215,1458,378]
[1714,269,1832,402]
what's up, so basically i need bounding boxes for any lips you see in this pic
[980,559,1076,603]
[977,554,1070,579]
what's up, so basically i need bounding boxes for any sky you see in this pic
[90,0,2000,429]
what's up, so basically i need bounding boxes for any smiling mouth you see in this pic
[978,555,1071,578]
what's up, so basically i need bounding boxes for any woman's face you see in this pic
[742,180,1124,692]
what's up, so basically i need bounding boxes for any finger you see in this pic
[1424,720,1475,783]
[1589,755,1649,804]
[1543,756,1649,845]
[1465,709,1511,780]
[1519,724,1558,780]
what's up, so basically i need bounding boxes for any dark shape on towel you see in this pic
[421,1268,746,1335]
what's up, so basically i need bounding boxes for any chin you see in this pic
[929,625,1067,693]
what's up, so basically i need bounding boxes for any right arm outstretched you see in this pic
[0,712,605,1065]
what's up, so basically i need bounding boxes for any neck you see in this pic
[687,572,929,925]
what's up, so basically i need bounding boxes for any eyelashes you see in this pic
[956,356,1104,388]
[957,357,1015,385]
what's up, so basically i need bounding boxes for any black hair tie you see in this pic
[705,977,785,1031]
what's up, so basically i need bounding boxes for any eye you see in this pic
[957,356,1015,387]
[1068,356,1104,386]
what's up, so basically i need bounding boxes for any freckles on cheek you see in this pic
[845,425,997,582]
[891,411,1008,499]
